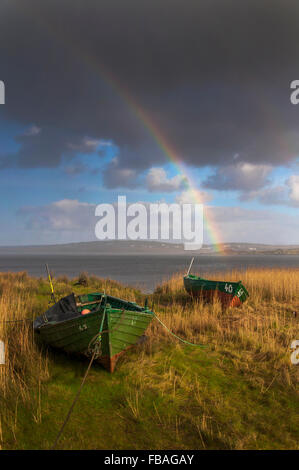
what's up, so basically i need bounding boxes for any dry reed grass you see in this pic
[0,268,298,449]
[150,268,299,391]
[0,273,49,448]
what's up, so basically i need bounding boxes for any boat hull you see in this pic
[184,275,249,308]
[34,293,154,372]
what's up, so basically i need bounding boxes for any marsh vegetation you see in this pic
[0,269,298,449]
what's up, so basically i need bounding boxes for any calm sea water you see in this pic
[0,254,299,292]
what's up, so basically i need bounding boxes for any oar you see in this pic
[186,257,194,276]
[76,299,103,307]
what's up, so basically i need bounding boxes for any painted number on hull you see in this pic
[225,283,233,293]
[237,288,244,298]
[79,324,88,331]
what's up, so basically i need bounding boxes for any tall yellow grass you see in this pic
[150,268,299,389]
[155,267,299,302]
[0,273,49,447]
[0,270,143,447]
[0,268,298,448]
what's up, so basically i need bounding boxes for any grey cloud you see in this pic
[240,175,299,207]
[203,162,273,191]
[66,137,108,154]
[176,189,213,204]
[240,186,288,205]
[17,197,299,244]
[1,127,74,169]
[146,168,187,193]
[102,158,140,189]
[23,125,41,137]
[18,199,97,231]
[205,206,299,244]
[1,1,299,175]
[288,175,299,204]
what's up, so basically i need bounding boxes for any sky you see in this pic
[0,0,299,246]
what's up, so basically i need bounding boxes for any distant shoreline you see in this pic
[0,252,298,292]
[0,240,298,256]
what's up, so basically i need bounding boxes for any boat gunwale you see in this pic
[36,305,154,332]
[183,275,249,298]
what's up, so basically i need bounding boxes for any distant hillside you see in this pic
[0,240,298,255]
[0,240,186,255]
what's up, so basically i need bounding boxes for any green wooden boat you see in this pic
[184,275,249,307]
[34,292,154,372]
[183,258,249,308]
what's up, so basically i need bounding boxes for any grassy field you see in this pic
[0,269,298,450]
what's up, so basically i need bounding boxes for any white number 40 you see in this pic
[225,283,233,293]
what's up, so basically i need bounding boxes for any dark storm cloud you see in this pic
[1,0,299,179]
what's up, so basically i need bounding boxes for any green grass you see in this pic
[4,343,298,450]
[0,270,298,449]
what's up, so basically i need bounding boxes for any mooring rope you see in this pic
[51,348,97,450]
[154,313,206,348]
[87,307,127,356]
[51,307,126,449]
[50,308,205,449]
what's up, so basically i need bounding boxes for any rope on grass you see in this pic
[51,348,97,450]
[154,313,206,348]
[51,309,204,449]
[51,307,126,450]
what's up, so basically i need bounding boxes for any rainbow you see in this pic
[26,11,224,252]
[126,101,223,251]
[87,62,223,252]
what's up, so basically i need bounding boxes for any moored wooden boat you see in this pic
[33,292,154,372]
[183,258,249,308]
[184,274,249,307]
